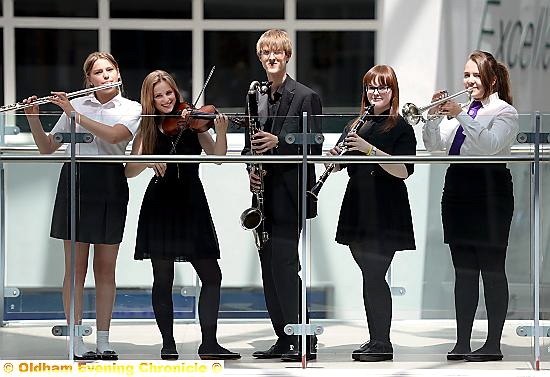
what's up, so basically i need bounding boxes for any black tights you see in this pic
[450,243,508,350]
[349,243,395,343]
[151,258,222,347]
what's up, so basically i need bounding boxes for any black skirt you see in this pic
[442,164,514,247]
[50,162,129,244]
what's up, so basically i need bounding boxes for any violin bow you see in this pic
[170,66,216,154]
[193,65,216,107]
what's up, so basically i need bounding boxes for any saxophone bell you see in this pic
[240,207,263,230]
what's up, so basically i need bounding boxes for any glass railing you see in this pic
[0,111,548,372]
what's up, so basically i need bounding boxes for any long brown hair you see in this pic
[349,65,400,132]
[138,70,183,155]
[468,50,513,105]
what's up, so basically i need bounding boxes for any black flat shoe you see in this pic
[96,349,118,361]
[252,339,290,359]
[198,344,241,360]
[161,346,179,361]
[281,336,318,362]
[280,348,316,362]
[446,344,470,361]
[464,346,503,362]
[352,341,372,361]
[353,340,393,362]
[73,351,97,361]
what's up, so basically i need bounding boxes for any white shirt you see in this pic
[50,93,142,155]
[422,92,519,156]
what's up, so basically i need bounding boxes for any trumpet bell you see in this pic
[401,103,421,125]
[240,207,263,230]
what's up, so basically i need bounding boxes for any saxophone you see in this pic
[240,80,272,250]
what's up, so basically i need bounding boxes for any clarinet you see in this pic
[306,104,375,202]
[239,80,272,250]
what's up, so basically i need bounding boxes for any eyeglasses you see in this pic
[366,86,391,94]
[260,49,285,58]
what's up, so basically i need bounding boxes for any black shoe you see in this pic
[96,349,119,361]
[252,339,291,359]
[446,344,471,361]
[464,346,503,362]
[354,340,393,362]
[161,346,179,361]
[73,351,97,361]
[198,343,241,360]
[280,336,318,362]
[352,341,372,361]
[280,345,317,362]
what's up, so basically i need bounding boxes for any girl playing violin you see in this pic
[125,70,240,361]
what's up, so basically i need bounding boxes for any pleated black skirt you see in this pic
[50,162,129,244]
[442,164,514,247]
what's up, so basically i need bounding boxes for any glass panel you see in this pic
[111,30,192,104]
[0,29,3,106]
[204,0,284,19]
[309,113,535,367]
[204,31,265,108]
[540,112,550,369]
[14,0,98,17]
[297,0,375,19]
[110,0,191,19]
[297,31,375,112]
[15,28,98,132]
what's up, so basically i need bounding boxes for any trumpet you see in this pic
[0,81,122,113]
[306,104,375,202]
[401,88,472,125]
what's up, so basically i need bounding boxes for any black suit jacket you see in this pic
[242,75,323,220]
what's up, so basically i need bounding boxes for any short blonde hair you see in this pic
[256,29,292,59]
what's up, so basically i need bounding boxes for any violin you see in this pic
[161,101,245,136]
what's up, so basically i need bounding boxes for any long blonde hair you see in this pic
[139,70,183,155]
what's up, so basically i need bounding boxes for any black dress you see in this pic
[335,113,416,253]
[134,127,220,262]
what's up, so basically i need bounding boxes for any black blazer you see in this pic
[242,75,323,220]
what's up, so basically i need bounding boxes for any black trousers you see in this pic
[449,243,509,349]
[349,242,395,344]
[259,219,307,345]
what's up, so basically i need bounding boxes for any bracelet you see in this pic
[365,145,373,156]
[370,146,377,156]
[77,113,81,124]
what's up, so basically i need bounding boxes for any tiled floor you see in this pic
[1,319,549,376]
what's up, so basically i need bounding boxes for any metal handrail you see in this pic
[0,152,545,164]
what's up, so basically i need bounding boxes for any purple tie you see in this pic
[448,100,483,155]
